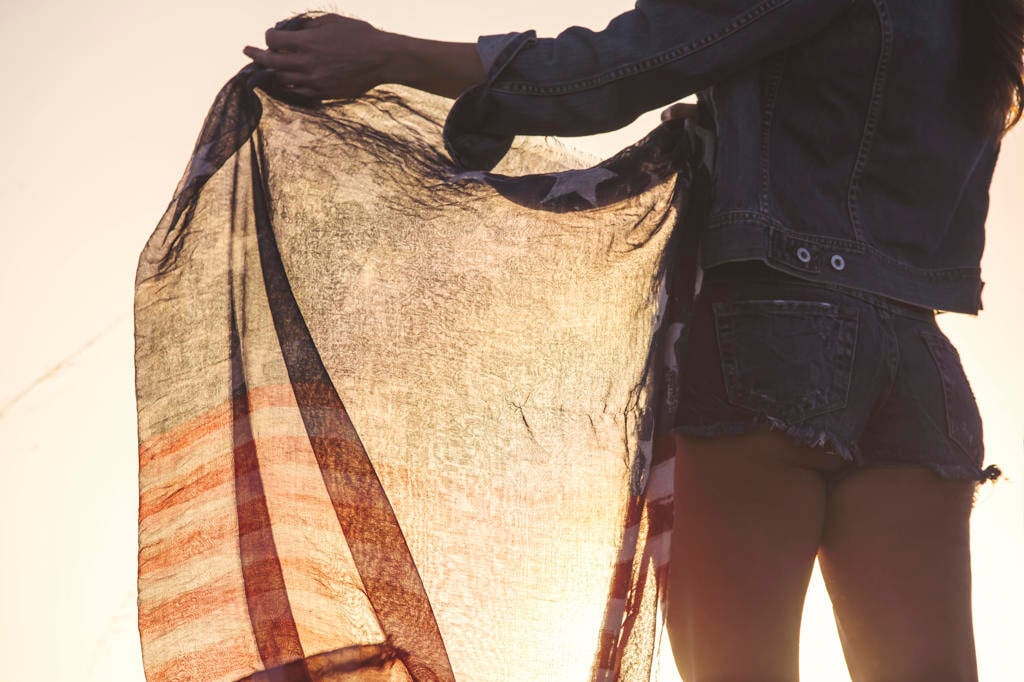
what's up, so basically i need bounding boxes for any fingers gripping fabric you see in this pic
[134,62,710,681]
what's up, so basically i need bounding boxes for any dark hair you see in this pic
[963,0,1024,135]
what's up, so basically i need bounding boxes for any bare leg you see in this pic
[818,467,978,682]
[666,428,846,681]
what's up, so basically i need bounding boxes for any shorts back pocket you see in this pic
[712,299,858,420]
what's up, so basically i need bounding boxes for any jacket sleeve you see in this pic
[443,0,853,169]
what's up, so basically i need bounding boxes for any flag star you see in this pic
[540,167,618,207]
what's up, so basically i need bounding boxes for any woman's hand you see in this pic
[243,14,392,100]
[244,14,485,101]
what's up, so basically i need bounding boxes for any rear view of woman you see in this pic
[245,2,1023,679]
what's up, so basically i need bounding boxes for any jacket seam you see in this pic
[847,0,893,242]
[759,55,787,212]
[491,0,793,96]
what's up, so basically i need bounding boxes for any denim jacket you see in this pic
[442,0,1002,314]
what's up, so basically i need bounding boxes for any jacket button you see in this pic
[831,254,846,271]
[796,247,812,263]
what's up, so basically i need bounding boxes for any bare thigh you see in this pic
[818,467,978,682]
[666,428,846,681]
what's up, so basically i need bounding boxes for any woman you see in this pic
[244,3,1022,679]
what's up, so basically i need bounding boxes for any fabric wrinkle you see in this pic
[134,55,714,680]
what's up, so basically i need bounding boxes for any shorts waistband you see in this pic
[703,260,937,321]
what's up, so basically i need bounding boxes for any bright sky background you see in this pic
[0,2,1020,680]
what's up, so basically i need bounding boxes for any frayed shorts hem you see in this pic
[670,261,1002,492]
[670,415,1002,490]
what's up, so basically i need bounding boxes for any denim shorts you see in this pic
[671,260,1001,491]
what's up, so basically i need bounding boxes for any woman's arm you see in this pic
[243,14,486,100]
[383,34,486,99]
[439,0,854,168]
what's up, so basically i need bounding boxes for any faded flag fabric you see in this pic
[133,60,712,681]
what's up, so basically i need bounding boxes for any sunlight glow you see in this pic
[0,2,1020,680]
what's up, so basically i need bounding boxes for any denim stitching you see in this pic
[876,306,901,408]
[486,31,540,85]
[920,329,984,466]
[847,0,892,242]
[840,305,860,409]
[491,0,792,96]
[759,55,787,212]
[708,212,869,252]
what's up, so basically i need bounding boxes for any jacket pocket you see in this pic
[920,329,984,466]
[712,299,858,420]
